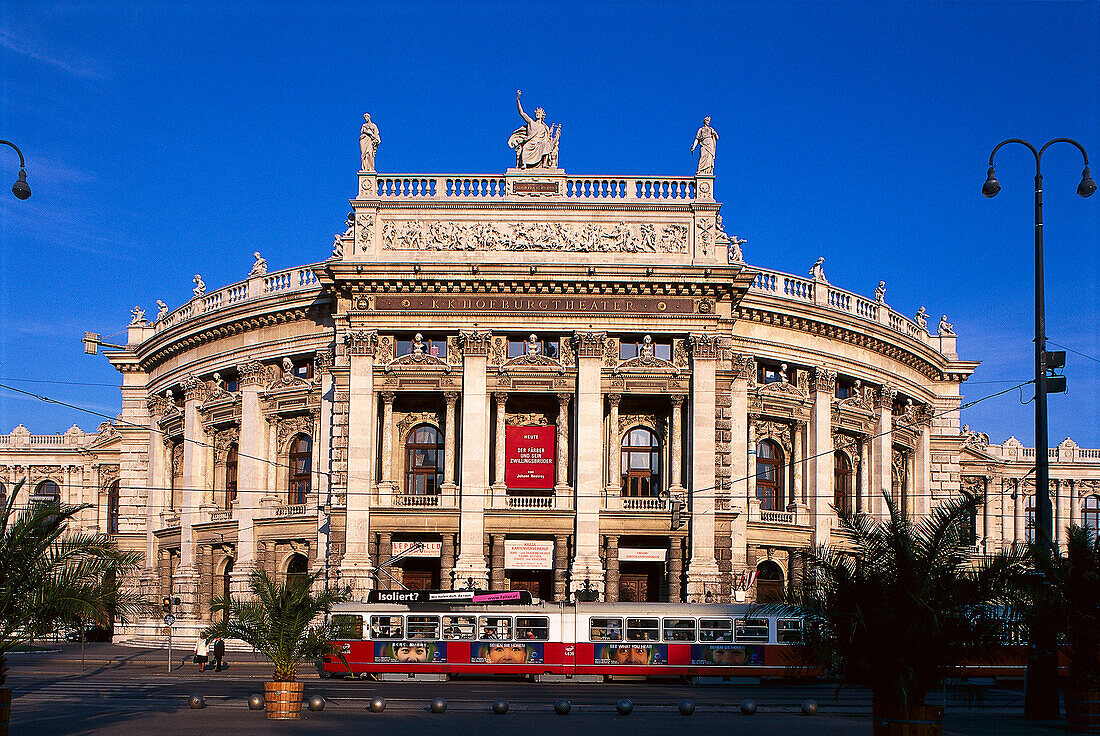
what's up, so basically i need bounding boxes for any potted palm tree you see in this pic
[0,480,144,736]
[1028,525,1100,731]
[202,567,346,719]
[790,493,1027,735]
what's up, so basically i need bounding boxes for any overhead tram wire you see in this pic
[0,378,1036,513]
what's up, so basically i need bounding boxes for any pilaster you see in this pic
[686,333,719,598]
[339,330,377,596]
[453,330,491,588]
[570,331,606,595]
[809,367,836,543]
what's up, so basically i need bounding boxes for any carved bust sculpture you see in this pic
[509,90,560,169]
[412,333,426,356]
[282,356,294,374]
[360,113,381,172]
[525,334,542,356]
[639,334,655,358]
[691,116,719,175]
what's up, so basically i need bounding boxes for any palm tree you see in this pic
[0,479,144,733]
[201,567,345,718]
[791,493,1027,732]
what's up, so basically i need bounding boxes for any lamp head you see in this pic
[1078,166,1096,198]
[11,168,30,200]
[982,166,1001,198]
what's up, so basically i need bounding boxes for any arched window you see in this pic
[1083,495,1100,537]
[107,480,120,534]
[218,558,234,622]
[285,553,309,589]
[35,479,60,503]
[621,427,660,497]
[756,560,785,603]
[405,425,443,495]
[223,444,239,509]
[756,440,784,511]
[288,434,312,505]
[1026,496,1037,544]
[833,451,853,515]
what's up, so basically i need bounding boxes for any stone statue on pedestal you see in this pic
[509,90,560,169]
[691,117,719,175]
[249,251,267,277]
[360,113,381,172]
[193,274,206,297]
[939,315,955,335]
[875,281,887,303]
[809,257,827,282]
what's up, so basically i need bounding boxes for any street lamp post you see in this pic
[0,140,31,199]
[983,138,1095,721]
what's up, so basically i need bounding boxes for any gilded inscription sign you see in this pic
[373,294,696,315]
[513,181,560,194]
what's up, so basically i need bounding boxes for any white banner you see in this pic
[504,540,554,570]
[618,547,667,562]
[391,541,442,558]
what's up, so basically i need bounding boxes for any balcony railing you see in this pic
[750,508,796,525]
[374,175,698,202]
[506,495,554,510]
[272,503,309,517]
[394,494,441,507]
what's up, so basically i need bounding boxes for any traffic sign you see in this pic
[164,614,176,627]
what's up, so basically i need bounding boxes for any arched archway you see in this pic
[621,426,661,497]
[285,553,309,589]
[756,560,785,603]
[35,479,60,502]
[217,558,234,622]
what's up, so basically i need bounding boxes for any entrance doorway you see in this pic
[618,562,662,602]
[399,558,439,590]
[756,560,785,603]
[509,570,554,600]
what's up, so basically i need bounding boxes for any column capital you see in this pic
[444,391,460,404]
[493,391,509,405]
[147,394,177,420]
[314,350,335,375]
[380,391,397,404]
[345,329,379,356]
[874,385,898,410]
[557,392,572,406]
[732,353,756,381]
[606,392,622,407]
[457,329,493,357]
[811,366,837,395]
[180,375,208,403]
[236,360,268,387]
[688,332,718,360]
[669,393,686,407]
[571,331,608,359]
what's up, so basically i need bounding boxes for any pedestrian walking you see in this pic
[194,637,209,673]
[213,637,226,672]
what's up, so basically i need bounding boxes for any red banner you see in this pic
[505,425,555,490]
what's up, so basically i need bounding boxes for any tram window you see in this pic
[330,614,363,640]
[442,616,475,640]
[407,615,440,640]
[735,618,770,643]
[516,617,550,641]
[662,618,696,642]
[626,618,660,641]
[590,617,623,641]
[479,616,512,640]
[370,615,404,640]
[777,619,803,643]
[699,618,733,642]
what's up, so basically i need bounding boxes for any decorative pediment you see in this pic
[273,414,315,448]
[960,424,990,452]
[396,411,440,437]
[385,352,451,372]
[499,352,565,373]
[753,419,794,453]
[755,379,807,399]
[613,354,678,374]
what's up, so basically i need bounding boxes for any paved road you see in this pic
[4,644,1068,735]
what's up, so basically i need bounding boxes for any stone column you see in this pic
[339,331,378,595]
[143,397,171,592]
[380,391,397,496]
[555,393,572,497]
[440,532,455,591]
[792,422,805,507]
[442,392,459,502]
[980,476,992,553]
[570,332,607,595]
[669,537,683,603]
[747,421,758,516]
[914,419,932,519]
[490,534,506,591]
[233,361,269,598]
[554,535,570,602]
[492,392,508,503]
[669,394,685,492]
[453,330,492,588]
[377,532,392,590]
[872,387,897,521]
[1069,480,1080,532]
[313,352,335,584]
[729,355,752,578]
[859,436,872,514]
[1054,478,1065,549]
[604,535,619,603]
[605,393,621,491]
[1014,479,1024,543]
[176,375,208,616]
[808,368,835,543]
[686,333,719,598]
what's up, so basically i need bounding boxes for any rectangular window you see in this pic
[515,617,550,641]
[478,616,512,640]
[590,617,623,641]
[758,364,785,384]
[293,361,314,380]
[699,618,733,642]
[619,339,672,361]
[406,615,440,640]
[734,618,771,643]
[369,615,404,640]
[330,614,363,640]
[626,617,660,641]
[397,336,448,358]
[508,337,559,359]
[662,618,696,642]
[442,616,475,640]
[777,618,803,643]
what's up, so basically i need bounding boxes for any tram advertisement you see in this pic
[690,644,764,666]
[472,642,545,664]
[505,425,555,489]
[374,641,447,663]
[595,643,668,665]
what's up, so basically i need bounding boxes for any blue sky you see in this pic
[0,1,1097,446]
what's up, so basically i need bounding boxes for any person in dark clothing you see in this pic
[212,638,226,672]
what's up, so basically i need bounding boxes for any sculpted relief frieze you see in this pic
[381,219,688,254]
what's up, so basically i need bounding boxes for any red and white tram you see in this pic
[322,598,816,680]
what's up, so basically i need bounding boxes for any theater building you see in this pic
[1,113,1098,641]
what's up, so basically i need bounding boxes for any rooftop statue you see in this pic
[691,116,719,175]
[249,251,268,277]
[809,257,827,283]
[360,113,381,173]
[193,274,206,297]
[509,90,561,169]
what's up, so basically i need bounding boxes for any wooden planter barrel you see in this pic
[872,703,944,736]
[264,681,304,720]
[1065,689,1100,733]
[0,687,11,736]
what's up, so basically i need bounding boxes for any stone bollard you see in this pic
[740,699,757,715]
[554,699,571,715]
[370,696,386,713]
[801,699,818,716]
[678,699,696,716]
[248,693,265,710]
[188,694,206,710]
[308,695,325,712]
[492,699,509,714]
[430,697,448,714]
[616,698,633,716]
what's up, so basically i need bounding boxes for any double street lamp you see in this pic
[0,140,31,200]
[982,138,1095,721]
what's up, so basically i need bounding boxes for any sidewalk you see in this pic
[11,642,302,676]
